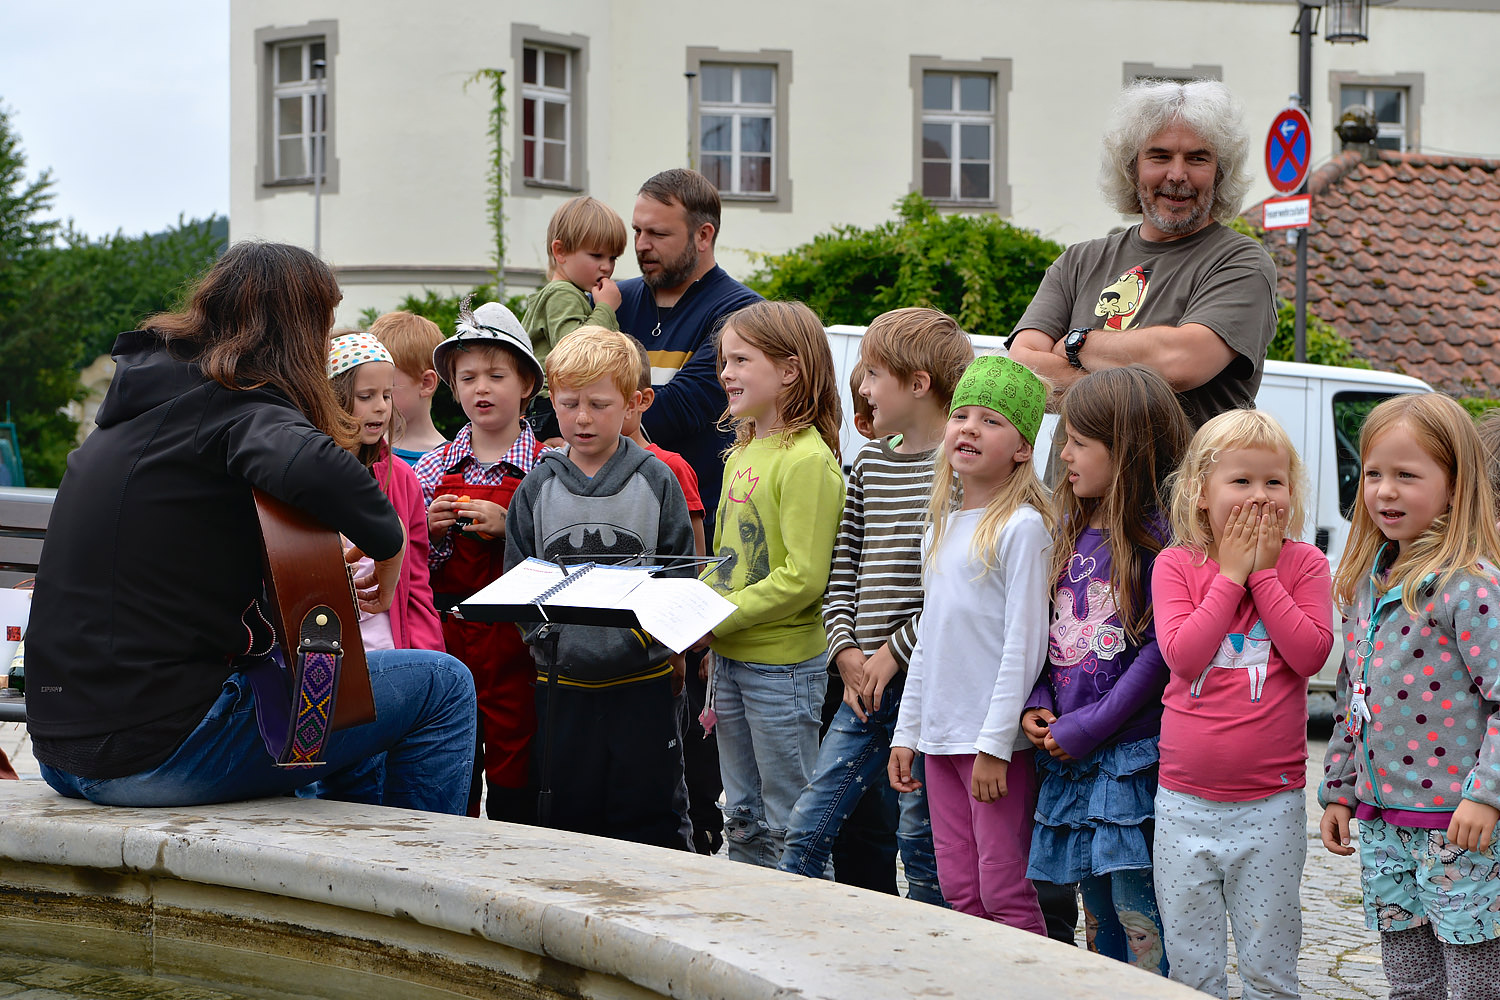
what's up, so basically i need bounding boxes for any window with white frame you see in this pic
[920,72,994,203]
[521,44,572,184]
[271,38,328,183]
[698,63,776,196]
[1339,85,1409,151]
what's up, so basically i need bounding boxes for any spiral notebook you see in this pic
[455,557,736,653]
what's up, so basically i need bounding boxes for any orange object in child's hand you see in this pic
[454,496,475,531]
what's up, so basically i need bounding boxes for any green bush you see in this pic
[61,217,227,363]
[1267,299,1370,369]
[747,193,1064,337]
[1459,398,1500,419]
[1227,217,1369,370]
[0,102,81,486]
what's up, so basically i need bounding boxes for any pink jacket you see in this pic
[373,452,445,653]
[1152,541,1333,801]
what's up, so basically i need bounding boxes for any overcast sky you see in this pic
[0,1,229,239]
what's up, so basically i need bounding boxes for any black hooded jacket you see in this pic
[26,330,402,778]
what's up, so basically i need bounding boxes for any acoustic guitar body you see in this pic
[252,489,375,731]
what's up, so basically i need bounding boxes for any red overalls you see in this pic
[429,440,545,811]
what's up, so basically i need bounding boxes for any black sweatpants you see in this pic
[532,673,688,850]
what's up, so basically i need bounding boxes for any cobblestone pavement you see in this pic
[1059,724,1386,999]
[0,718,1390,998]
[1281,726,1386,1000]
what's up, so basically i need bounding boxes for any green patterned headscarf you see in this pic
[949,355,1046,445]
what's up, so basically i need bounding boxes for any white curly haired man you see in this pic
[1008,80,1276,429]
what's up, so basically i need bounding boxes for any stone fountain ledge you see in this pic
[0,781,1199,1000]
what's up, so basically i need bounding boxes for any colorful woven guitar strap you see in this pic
[242,601,345,768]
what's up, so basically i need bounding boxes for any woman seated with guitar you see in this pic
[23,241,476,813]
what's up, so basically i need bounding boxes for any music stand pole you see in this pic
[535,623,562,826]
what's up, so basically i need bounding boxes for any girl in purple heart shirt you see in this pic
[1020,366,1190,976]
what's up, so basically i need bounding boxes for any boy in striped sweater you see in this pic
[777,308,973,903]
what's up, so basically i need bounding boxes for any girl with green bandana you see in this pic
[889,355,1055,932]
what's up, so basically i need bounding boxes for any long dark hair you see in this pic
[1053,366,1191,642]
[144,241,355,448]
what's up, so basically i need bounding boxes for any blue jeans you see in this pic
[714,652,827,867]
[40,649,477,815]
[778,687,946,905]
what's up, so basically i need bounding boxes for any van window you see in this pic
[1332,391,1396,519]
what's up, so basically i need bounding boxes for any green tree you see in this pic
[747,193,1064,336]
[0,102,83,486]
[58,216,227,362]
[0,101,224,486]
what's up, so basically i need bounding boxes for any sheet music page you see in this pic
[463,560,656,609]
[464,558,565,605]
[619,578,737,653]
[549,565,656,607]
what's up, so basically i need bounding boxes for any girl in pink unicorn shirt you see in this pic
[1151,409,1333,1000]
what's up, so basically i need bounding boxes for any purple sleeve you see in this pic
[1023,673,1056,714]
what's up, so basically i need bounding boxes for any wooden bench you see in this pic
[0,486,53,723]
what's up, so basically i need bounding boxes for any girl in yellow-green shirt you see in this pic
[695,300,845,869]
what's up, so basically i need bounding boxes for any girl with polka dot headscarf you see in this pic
[327,332,445,656]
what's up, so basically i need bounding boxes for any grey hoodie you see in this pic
[504,437,693,684]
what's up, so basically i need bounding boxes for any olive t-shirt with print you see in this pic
[1008,221,1277,427]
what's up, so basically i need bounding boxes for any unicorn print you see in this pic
[1189,619,1271,701]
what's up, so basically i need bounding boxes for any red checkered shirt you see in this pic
[413,422,545,570]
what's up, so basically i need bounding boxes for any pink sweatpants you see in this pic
[924,749,1045,934]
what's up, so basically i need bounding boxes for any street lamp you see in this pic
[312,57,327,259]
[1323,0,1371,43]
[1288,1,1395,362]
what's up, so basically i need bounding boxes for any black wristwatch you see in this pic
[1064,327,1091,369]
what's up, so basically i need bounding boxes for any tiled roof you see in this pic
[1248,150,1500,397]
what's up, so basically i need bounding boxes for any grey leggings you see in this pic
[1381,926,1500,1000]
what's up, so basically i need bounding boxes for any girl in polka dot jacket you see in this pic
[1321,393,1500,1000]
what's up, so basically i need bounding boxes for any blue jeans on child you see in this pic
[778,686,945,905]
[40,649,477,814]
[714,652,827,867]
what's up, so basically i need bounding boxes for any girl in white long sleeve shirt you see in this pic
[890,356,1053,933]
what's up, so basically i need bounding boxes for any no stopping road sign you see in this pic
[1266,107,1312,194]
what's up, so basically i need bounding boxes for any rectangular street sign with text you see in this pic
[1263,194,1312,231]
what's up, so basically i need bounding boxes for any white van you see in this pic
[825,325,1433,712]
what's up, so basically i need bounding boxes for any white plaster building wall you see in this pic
[1330,5,1498,160]
[228,0,1500,329]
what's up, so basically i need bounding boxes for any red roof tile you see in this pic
[1248,150,1500,398]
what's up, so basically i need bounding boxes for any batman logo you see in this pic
[542,524,646,565]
